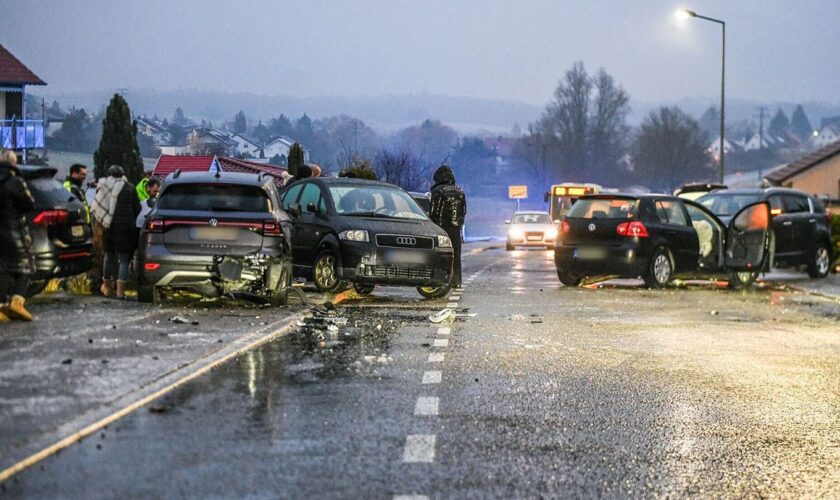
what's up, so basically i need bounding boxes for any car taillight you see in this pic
[616,221,649,237]
[560,220,571,233]
[33,209,69,225]
[263,221,282,235]
[144,262,161,271]
[146,218,164,232]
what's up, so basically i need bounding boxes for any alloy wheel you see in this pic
[315,255,337,289]
[816,247,830,276]
[654,253,671,284]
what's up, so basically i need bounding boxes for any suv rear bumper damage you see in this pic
[140,253,290,294]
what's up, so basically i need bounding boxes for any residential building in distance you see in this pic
[765,138,840,201]
[0,43,46,162]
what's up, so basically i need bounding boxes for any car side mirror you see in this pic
[288,203,301,219]
[306,202,318,214]
[505,219,511,224]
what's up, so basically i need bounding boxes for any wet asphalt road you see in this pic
[4,248,840,498]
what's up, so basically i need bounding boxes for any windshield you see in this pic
[697,193,761,216]
[567,198,638,219]
[158,184,270,212]
[330,185,427,220]
[512,213,551,224]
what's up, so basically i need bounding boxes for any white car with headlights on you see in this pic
[505,211,558,250]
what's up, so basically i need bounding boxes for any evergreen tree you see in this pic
[253,120,270,144]
[768,108,790,137]
[233,110,247,134]
[173,107,186,125]
[268,114,294,138]
[93,94,144,183]
[790,105,813,140]
[288,142,305,175]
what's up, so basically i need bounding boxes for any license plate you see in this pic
[191,227,239,241]
[574,247,607,259]
[71,225,84,238]
[385,251,427,265]
[527,236,542,241]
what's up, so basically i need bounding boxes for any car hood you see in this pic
[338,216,447,238]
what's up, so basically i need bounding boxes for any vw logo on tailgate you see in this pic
[588,223,596,232]
[209,218,219,227]
[396,236,417,246]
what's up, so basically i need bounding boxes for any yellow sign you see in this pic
[508,185,528,199]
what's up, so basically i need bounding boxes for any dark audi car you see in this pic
[137,171,293,305]
[20,166,93,296]
[696,188,833,278]
[281,178,454,298]
[555,194,771,289]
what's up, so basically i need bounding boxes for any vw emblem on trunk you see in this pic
[209,218,219,227]
[588,223,596,232]
[396,236,417,246]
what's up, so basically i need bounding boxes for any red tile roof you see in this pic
[765,139,840,183]
[152,155,216,177]
[217,157,288,187]
[0,44,46,86]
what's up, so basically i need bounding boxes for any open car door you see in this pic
[725,201,770,271]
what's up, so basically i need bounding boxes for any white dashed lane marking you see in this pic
[403,434,436,463]
[446,302,458,308]
[433,338,449,348]
[414,397,439,416]
[428,353,445,363]
[437,327,450,335]
[422,371,442,384]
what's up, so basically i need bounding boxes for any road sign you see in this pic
[508,185,528,200]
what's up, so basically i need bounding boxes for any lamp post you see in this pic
[679,8,726,183]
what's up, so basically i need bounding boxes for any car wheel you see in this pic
[728,271,758,290]
[137,284,159,304]
[25,280,47,298]
[417,284,452,299]
[556,268,581,287]
[353,283,375,295]
[807,242,832,278]
[644,247,673,288]
[506,242,514,251]
[313,250,344,293]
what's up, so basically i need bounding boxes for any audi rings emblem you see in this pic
[396,236,417,246]
[588,223,596,232]
[209,218,219,227]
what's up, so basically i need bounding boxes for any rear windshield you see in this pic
[567,198,638,219]
[158,184,269,212]
[697,193,761,216]
[27,177,76,209]
[512,213,551,224]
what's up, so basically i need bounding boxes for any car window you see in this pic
[512,213,551,224]
[782,194,809,213]
[566,198,638,219]
[28,178,76,209]
[811,197,825,213]
[767,195,784,215]
[298,183,322,211]
[655,200,689,226]
[158,184,269,212]
[281,184,303,210]
[697,193,761,216]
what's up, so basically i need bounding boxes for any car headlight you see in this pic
[339,229,369,242]
[545,228,559,239]
[509,228,524,239]
[437,235,452,248]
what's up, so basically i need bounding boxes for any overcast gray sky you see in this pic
[3,0,839,105]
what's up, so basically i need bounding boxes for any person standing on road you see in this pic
[63,163,91,224]
[92,165,140,299]
[0,150,36,322]
[430,165,466,287]
[135,178,160,229]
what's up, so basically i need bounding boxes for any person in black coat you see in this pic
[0,150,36,321]
[93,165,140,299]
[429,165,467,287]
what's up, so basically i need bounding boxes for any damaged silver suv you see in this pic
[136,170,293,305]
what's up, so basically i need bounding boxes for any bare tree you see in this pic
[373,148,432,192]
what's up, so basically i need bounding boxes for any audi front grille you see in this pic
[375,234,435,249]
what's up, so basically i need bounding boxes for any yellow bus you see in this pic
[544,183,602,222]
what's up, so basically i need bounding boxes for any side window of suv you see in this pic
[782,195,809,214]
[298,183,322,212]
[281,184,303,210]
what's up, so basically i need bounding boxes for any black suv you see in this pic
[697,188,833,278]
[19,166,93,296]
[280,178,454,298]
[136,171,293,304]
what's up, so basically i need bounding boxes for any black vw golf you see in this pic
[281,178,454,298]
[554,194,771,289]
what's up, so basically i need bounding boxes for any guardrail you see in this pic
[0,119,45,149]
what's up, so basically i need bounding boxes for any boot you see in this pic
[115,280,126,299]
[7,295,33,322]
[100,279,113,297]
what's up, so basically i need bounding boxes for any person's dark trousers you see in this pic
[0,273,31,303]
[443,226,462,287]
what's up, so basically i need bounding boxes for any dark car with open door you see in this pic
[554,194,771,289]
[280,178,454,298]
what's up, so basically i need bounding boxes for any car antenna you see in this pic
[172,168,181,179]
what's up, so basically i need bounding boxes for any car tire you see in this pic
[556,268,581,287]
[25,280,47,298]
[313,250,345,293]
[353,283,375,295]
[137,284,159,304]
[807,242,832,278]
[728,271,758,290]
[643,247,673,288]
[268,263,292,306]
[506,242,514,251]
[417,284,452,299]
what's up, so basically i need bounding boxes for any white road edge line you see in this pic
[422,371,442,384]
[403,434,436,463]
[414,396,439,416]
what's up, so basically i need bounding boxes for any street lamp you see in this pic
[678,8,726,183]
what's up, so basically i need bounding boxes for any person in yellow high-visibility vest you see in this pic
[136,175,150,202]
[63,163,91,224]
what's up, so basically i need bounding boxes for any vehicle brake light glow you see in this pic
[616,221,649,237]
[33,210,69,225]
[263,221,283,235]
[147,218,164,232]
[144,262,161,271]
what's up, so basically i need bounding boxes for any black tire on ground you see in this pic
[556,268,581,287]
[506,242,514,251]
[417,283,452,299]
[25,280,46,298]
[807,242,832,278]
[313,249,345,293]
[643,247,673,288]
[137,284,159,304]
[353,283,375,295]
[728,271,759,290]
